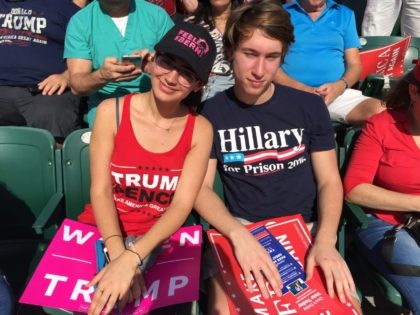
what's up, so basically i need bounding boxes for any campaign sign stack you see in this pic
[207,214,360,315]
[20,219,202,314]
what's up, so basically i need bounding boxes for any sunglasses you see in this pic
[153,54,198,88]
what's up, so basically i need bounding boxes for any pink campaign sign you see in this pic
[20,219,202,314]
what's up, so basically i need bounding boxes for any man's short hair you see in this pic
[223,0,294,63]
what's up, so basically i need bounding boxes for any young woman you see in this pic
[344,60,420,315]
[185,0,243,102]
[77,22,216,315]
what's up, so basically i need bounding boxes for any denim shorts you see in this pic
[125,235,162,271]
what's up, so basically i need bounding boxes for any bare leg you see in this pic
[345,98,385,126]
[207,273,230,315]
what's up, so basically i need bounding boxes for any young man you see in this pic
[194,0,360,313]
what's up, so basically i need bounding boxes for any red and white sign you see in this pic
[207,214,360,315]
[20,219,202,314]
[359,36,412,80]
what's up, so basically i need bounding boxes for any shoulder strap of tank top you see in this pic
[115,97,120,130]
[116,93,136,130]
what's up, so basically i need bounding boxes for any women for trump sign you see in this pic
[20,219,202,314]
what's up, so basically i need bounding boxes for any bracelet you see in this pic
[103,234,122,245]
[126,246,143,269]
[340,78,349,89]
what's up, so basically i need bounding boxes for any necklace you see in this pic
[152,116,180,133]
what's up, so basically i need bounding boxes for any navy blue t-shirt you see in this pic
[201,84,335,222]
[0,0,79,86]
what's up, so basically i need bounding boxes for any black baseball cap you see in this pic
[154,22,216,83]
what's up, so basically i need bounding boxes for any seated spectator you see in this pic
[276,0,384,126]
[77,22,215,315]
[64,0,174,127]
[362,0,420,37]
[195,1,361,313]
[0,0,86,144]
[344,60,420,315]
[185,0,242,102]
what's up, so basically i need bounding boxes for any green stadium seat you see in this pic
[61,128,91,220]
[0,126,64,306]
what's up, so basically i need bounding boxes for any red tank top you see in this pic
[79,93,196,236]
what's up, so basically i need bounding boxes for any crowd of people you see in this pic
[1,0,419,314]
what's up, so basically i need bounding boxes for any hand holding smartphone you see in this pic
[121,54,142,68]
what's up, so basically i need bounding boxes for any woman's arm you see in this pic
[344,118,420,212]
[347,184,420,212]
[89,97,126,260]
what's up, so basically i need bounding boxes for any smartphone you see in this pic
[121,54,142,67]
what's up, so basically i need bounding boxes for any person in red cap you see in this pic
[78,22,216,315]
[344,59,420,315]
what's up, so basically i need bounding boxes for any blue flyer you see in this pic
[95,239,108,272]
[250,225,307,295]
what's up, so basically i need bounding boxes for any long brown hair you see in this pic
[385,71,420,110]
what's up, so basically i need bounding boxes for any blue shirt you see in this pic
[201,85,335,222]
[282,0,360,87]
[0,0,80,86]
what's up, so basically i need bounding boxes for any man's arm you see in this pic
[67,57,142,96]
[194,159,282,298]
[316,48,362,105]
[341,47,363,89]
[274,68,315,94]
[307,149,356,303]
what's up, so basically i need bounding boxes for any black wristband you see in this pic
[340,78,349,89]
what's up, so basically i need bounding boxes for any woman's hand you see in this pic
[87,250,147,315]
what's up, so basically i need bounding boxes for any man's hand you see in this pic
[98,50,151,83]
[305,242,356,303]
[231,226,283,299]
[315,81,346,105]
[97,57,142,83]
[38,73,69,96]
